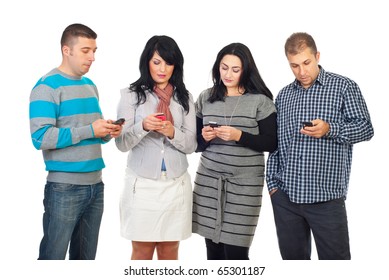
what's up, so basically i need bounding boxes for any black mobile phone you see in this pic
[113,118,125,125]
[208,121,219,128]
[302,121,313,128]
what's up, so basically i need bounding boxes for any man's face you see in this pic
[287,47,320,89]
[64,37,97,77]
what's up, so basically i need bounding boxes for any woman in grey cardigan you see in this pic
[192,43,277,260]
[115,35,196,260]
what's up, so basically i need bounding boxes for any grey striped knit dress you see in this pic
[192,89,276,247]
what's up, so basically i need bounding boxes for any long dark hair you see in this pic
[209,42,273,103]
[130,35,189,112]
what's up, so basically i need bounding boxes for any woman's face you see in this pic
[219,54,242,92]
[149,51,175,89]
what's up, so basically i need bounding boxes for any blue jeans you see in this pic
[38,181,104,260]
[271,189,351,260]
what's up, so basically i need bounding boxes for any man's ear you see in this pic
[316,51,320,63]
[62,45,70,56]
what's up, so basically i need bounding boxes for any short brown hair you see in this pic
[60,23,97,48]
[284,32,317,56]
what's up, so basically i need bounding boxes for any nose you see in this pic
[299,66,306,76]
[89,51,95,62]
[225,68,233,78]
[159,63,166,72]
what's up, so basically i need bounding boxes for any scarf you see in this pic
[153,83,174,125]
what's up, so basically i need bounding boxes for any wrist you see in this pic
[325,123,331,137]
[235,130,242,141]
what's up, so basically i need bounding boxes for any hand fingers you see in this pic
[156,121,173,132]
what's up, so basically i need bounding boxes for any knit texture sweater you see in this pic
[192,89,276,247]
[29,68,109,185]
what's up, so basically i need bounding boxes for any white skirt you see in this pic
[120,168,193,241]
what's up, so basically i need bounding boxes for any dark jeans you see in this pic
[205,239,249,260]
[38,181,104,260]
[271,189,351,260]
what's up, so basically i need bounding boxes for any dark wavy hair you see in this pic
[130,35,189,113]
[209,42,273,103]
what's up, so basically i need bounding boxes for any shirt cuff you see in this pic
[134,121,148,138]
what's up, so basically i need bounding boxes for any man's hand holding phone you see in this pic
[113,118,125,125]
[300,119,331,138]
[302,121,313,128]
[109,118,124,138]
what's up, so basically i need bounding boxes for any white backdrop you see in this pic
[0,0,386,279]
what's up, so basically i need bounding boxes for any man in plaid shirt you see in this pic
[266,32,374,260]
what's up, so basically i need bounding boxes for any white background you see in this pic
[0,0,387,279]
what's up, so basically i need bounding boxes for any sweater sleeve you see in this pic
[237,112,277,153]
[195,116,210,152]
[29,83,95,150]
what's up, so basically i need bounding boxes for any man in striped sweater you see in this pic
[29,23,123,260]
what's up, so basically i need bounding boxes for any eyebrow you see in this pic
[221,62,241,69]
[290,58,311,66]
[81,46,97,51]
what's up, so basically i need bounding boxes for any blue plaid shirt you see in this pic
[266,67,374,203]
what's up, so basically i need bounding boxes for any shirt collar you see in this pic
[293,65,326,89]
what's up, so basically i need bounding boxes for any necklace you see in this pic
[224,94,243,126]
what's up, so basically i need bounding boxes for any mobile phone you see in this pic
[156,113,166,121]
[208,121,219,128]
[113,118,125,125]
[302,121,313,128]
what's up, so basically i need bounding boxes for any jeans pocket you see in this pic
[270,188,280,198]
[46,181,75,192]
[45,182,82,221]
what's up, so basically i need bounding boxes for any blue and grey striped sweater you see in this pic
[29,68,109,185]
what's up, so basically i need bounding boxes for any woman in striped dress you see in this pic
[192,43,277,260]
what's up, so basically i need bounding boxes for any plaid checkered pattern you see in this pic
[266,67,374,203]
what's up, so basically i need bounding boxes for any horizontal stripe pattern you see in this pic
[29,100,59,118]
[192,89,275,247]
[29,68,106,181]
[45,158,104,173]
[192,168,263,247]
[59,97,100,116]
[33,73,95,90]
